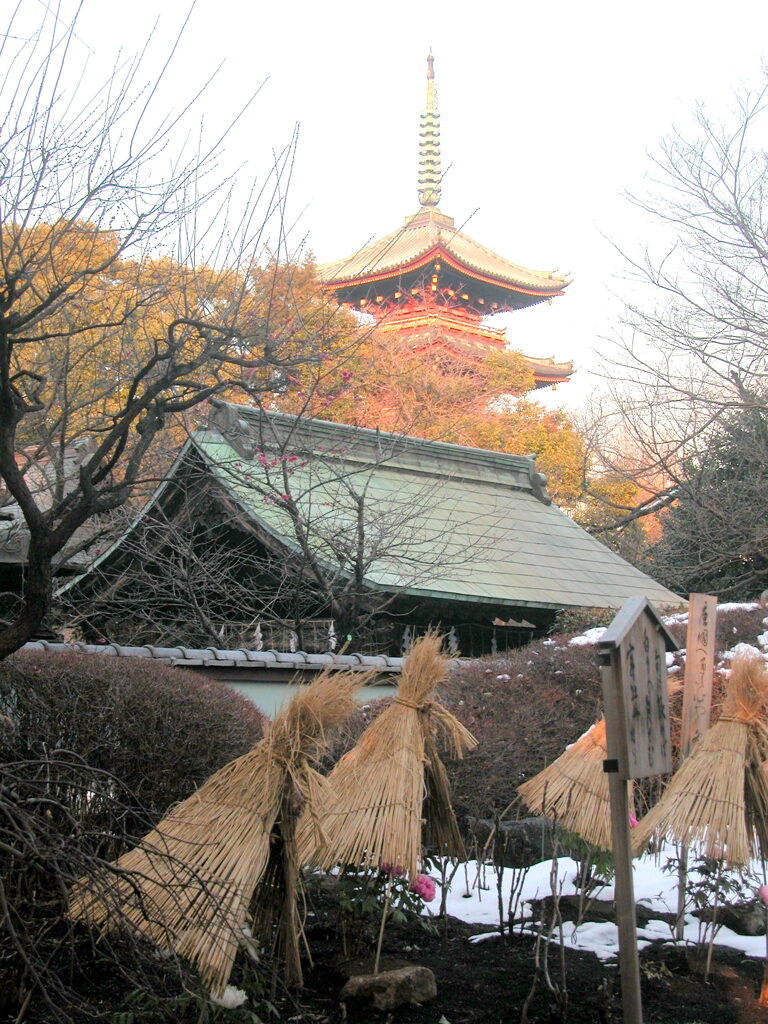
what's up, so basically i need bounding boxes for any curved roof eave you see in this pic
[319,214,570,297]
[324,246,567,300]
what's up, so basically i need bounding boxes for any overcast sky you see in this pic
[24,0,768,410]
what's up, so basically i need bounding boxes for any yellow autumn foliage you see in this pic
[9,226,354,465]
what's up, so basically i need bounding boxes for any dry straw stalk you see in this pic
[70,668,366,996]
[299,631,476,877]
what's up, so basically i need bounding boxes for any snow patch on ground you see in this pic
[663,611,689,626]
[665,601,762,630]
[438,854,768,963]
[720,642,767,662]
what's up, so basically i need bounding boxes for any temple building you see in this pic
[319,54,573,391]
[58,401,682,658]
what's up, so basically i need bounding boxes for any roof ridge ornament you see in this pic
[418,51,441,209]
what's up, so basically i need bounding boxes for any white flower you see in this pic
[210,985,247,1009]
[240,923,261,964]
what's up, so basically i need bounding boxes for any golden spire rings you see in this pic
[418,52,442,208]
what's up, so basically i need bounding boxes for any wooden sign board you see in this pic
[599,596,677,780]
[598,597,680,1024]
[680,594,717,758]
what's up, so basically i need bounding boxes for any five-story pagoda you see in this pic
[319,54,573,390]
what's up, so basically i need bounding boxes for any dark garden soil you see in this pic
[295,903,768,1024]
[7,895,768,1023]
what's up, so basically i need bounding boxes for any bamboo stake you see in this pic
[373,884,392,975]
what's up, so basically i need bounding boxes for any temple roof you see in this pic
[192,403,681,611]
[319,206,569,301]
[61,402,682,617]
[1,440,98,567]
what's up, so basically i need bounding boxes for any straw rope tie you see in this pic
[394,697,428,711]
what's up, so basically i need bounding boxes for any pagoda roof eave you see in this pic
[522,356,575,381]
[318,209,570,299]
[412,340,574,386]
[323,243,566,302]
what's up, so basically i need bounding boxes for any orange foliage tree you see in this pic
[275,323,587,508]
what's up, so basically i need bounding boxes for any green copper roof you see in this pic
[192,402,683,612]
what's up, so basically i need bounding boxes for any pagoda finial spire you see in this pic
[418,50,441,208]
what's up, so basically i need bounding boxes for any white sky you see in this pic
[24,0,768,410]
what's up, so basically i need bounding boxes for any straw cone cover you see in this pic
[632,650,768,866]
[70,668,363,995]
[518,719,618,850]
[299,632,476,877]
[518,675,684,851]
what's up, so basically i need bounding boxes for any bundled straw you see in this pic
[70,668,365,996]
[632,651,768,866]
[517,719,620,850]
[299,631,477,877]
[518,677,682,851]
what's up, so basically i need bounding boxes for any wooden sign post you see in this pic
[675,594,717,938]
[598,597,678,1024]
[680,594,717,758]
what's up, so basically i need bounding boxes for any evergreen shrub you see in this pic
[0,652,265,820]
[0,652,265,1021]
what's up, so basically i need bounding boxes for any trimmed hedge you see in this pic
[0,652,265,1022]
[0,652,265,820]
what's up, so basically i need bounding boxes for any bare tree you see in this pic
[584,77,768,590]
[0,6,349,657]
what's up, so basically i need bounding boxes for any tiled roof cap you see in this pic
[19,641,403,672]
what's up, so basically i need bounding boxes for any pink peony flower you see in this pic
[410,873,436,902]
[629,813,638,829]
[758,884,768,907]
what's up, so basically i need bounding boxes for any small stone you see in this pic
[695,902,767,937]
[466,816,571,868]
[340,965,437,1011]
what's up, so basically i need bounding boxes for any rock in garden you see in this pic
[340,965,437,1011]
[695,902,767,936]
[466,816,570,867]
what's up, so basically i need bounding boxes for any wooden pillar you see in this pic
[601,648,643,1024]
